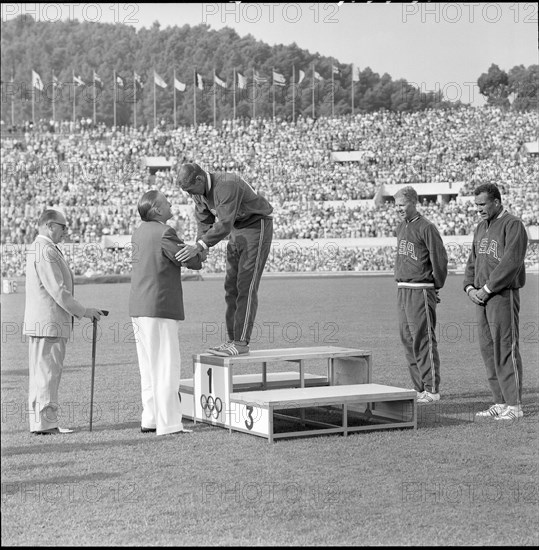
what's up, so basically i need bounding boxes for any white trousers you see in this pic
[132,317,184,435]
[28,336,67,432]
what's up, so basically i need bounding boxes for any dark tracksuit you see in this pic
[395,215,448,394]
[463,209,528,406]
[192,172,273,344]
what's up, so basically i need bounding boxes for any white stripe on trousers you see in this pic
[509,290,521,406]
[422,289,437,394]
[240,218,266,343]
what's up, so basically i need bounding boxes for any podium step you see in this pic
[180,371,328,393]
[229,383,417,442]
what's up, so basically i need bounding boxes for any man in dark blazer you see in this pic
[129,190,205,436]
[24,209,105,435]
[175,162,273,357]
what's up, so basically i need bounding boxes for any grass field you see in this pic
[1,273,538,546]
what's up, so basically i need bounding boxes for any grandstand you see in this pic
[1,105,538,279]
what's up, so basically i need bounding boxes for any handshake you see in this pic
[175,242,208,270]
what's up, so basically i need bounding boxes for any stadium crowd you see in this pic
[1,105,537,277]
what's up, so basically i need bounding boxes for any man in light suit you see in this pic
[129,190,205,436]
[23,209,105,435]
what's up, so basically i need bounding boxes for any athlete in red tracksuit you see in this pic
[175,162,273,357]
[464,183,528,420]
[394,186,448,403]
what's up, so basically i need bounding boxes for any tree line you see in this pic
[1,15,536,127]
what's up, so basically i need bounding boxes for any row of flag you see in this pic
[29,64,361,92]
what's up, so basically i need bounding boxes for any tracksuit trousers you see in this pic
[398,287,440,394]
[476,289,523,406]
[224,218,273,344]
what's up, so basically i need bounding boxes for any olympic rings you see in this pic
[200,394,223,419]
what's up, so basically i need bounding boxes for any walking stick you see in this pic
[90,310,109,432]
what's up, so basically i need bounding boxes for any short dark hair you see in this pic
[38,209,64,227]
[137,190,160,221]
[473,183,502,202]
[177,162,203,189]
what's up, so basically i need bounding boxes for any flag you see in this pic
[174,78,186,92]
[93,71,103,87]
[237,71,247,89]
[214,73,227,88]
[32,70,43,91]
[52,74,61,88]
[297,70,306,85]
[116,74,125,87]
[254,70,268,84]
[352,64,360,82]
[134,72,144,89]
[332,66,341,77]
[273,70,286,86]
[154,71,167,88]
[313,71,323,81]
[195,72,204,90]
[73,74,85,86]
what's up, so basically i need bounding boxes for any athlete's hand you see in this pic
[467,288,485,306]
[475,288,490,303]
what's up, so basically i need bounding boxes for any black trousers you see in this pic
[224,218,273,344]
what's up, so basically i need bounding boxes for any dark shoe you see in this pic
[141,426,156,433]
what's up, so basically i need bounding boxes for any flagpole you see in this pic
[291,65,296,122]
[213,68,216,128]
[351,64,354,116]
[72,70,76,125]
[51,71,55,125]
[153,74,156,129]
[331,65,335,117]
[252,68,255,120]
[11,71,15,127]
[32,71,35,124]
[173,69,177,127]
[113,69,117,127]
[193,68,197,129]
[93,72,97,126]
[133,71,137,129]
[272,67,275,120]
[311,63,315,119]
[233,68,236,122]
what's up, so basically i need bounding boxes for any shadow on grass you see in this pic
[92,420,215,433]
[2,361,135,377]
[7,460,76,472]
[416,390,539,428]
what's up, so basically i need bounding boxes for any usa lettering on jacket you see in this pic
[478,238,500,260]
[398,239,418,260]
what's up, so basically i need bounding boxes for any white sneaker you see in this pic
[417,391,440,404]
[475,404,507,418]
[495,405,523,420]
[416,391,425,399]
[206,341,232,353]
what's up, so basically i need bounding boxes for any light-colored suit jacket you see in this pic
[23,235,87,338]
